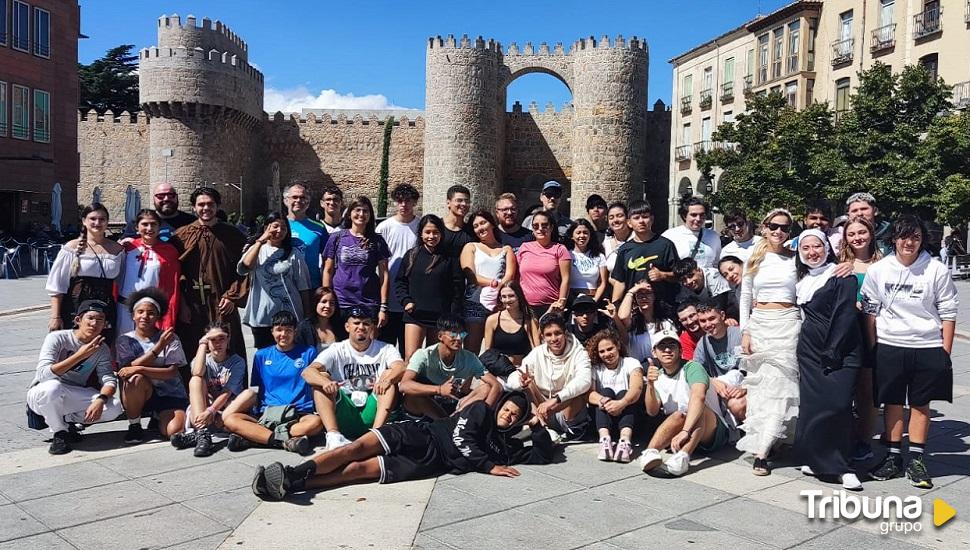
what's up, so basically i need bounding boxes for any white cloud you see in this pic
[263,86,417,114]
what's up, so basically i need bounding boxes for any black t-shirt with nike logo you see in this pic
[610,234,680,314]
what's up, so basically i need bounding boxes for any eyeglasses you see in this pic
[496,207,517,213]
[287,195,308,202]
[727,223,745,231]
[532,223,550,230]
[154,192,177,199]
[542,192,562,199]
[766,222,792,233]
[446,331,468,339]
[655,341,679,351]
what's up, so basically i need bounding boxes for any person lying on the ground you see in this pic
[251,390,553,501]
[302,306,406,451]
[400,314,502,418]
[222,310,322,455]
[26,299,124,455]
[170,321,246,457]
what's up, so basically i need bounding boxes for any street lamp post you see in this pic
[221,177,244,221]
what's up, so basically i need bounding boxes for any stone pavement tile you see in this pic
[418,482,508,531]
[575,543,626,550]
[438,465,585,508]
[743,477,843,515]
[57,503,227,550]
[0,437,162,477]
[848,516,970,550]
[219,477,435,549]
[677,459,793,497]
[605,518,772,550]
[139,459,254,501]
[689,496,839,547]
[421,507,595,550]
[96,442,232,478]
[18,479,174,530]
[159,532,230,550]
[228,447,302,468]
[412,533,458,550]
[519,443,643,487]
[596,475,737,515]
[516,490,664,541]
[0,503,48,543]
[789,525,924,549]
[925,476,970,521]
[182,487,260,529]
[0,532,77,550]
[0,461,121,502]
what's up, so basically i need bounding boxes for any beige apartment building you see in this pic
[668,0,970,226]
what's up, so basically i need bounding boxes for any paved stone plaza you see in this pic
[0,276,968,549]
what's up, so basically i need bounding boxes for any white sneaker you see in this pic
[546,428,564,445]
[325,431,352,451]
[841,472,863,491]
[800,465,815,476]
[663,450,691,477]
[639,448,663,473]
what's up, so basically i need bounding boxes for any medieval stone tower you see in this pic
[423,34,648,218]
[138,14,264,212]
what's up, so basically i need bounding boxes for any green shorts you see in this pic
[335,390,379,440]
[257,405,301,443]
[698,418,729,454]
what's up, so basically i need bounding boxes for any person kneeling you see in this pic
[116,288,190,444]
[171,322,247,457]
[223,311,322,454]
[400,315,503,418]
[640,328,732,477]
[302,306,407,451]
[251,391,553,501]
[26,300,123,455]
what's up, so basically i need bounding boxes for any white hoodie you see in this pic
[508,335,592,402]
[860,251,959,348]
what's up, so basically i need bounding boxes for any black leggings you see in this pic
[250,326,275,350]
[595,388,639,436]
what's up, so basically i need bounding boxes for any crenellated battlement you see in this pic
[505,41,567,56]
[157,13,248,61]
[427,34,501,52]
[263,111,425,127]
[571,34,648,53]
[78,109,150,124]
[139,46,264,83]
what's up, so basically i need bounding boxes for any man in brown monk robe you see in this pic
[171,187,248,372]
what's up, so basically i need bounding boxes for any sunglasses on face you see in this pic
[655,341,679,351]
[727,223,745,231]
[446,331,468,339]
[532,223,550,230]
[154,192,177,199]
[766,222,791,233]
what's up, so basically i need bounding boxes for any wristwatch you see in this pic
[95,393,110,402]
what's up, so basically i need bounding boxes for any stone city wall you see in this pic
[504,102,573,187]
[77,110,151,221]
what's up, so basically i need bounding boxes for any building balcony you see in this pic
[954,81,970,109]
[831,38,854,65]
[674,144,693,161]
[694,140,713,154]
[699,89,713,109]
[870,24,896,53]
[721,82,735,102]
[914,6,942,39]
[743,75,754,94]
[680,96,693,115]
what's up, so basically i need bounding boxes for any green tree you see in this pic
[377,116,394,217]
[79,44,140,114]
[925,109,970,225]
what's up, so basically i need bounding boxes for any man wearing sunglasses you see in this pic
[124,182,197,242]
[400,315,502,418]
[719,210,761,264]
[523,181,573,242]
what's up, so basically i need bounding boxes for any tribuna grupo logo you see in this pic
[801,490,957,535]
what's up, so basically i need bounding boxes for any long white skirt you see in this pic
[736,307,800,456]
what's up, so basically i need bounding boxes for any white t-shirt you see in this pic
[570,249,606,290]
[662,225,722,269]
[721,236,762,265]
[312,339,403,393]
[376,217,419,313]
[593,357,643,394]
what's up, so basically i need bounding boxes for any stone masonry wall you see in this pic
[77,110,151,221]
[504,102,573,187]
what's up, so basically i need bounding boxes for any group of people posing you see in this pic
[26,179,958,501]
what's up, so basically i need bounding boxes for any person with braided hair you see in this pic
[46,203,126,342]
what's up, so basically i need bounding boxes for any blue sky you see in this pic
[79,0,789,113]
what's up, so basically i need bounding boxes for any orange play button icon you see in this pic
[934,499,956,527]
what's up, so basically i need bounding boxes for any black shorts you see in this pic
[372,421,447,484]
[874,344,952,407]
[144,394,190,415]
[403,309,440,328]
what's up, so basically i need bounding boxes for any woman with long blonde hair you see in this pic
[736,208,800,476]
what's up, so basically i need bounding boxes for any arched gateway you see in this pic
[422,35,649,218]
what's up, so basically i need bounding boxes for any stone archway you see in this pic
[677,176,693,196]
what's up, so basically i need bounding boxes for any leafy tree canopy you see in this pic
[79,44,139,114]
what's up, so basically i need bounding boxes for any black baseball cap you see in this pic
[571,294,599,313]
[75,300,109,317]
[346,306,376,322]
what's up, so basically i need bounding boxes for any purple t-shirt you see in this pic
[322,230,391,308]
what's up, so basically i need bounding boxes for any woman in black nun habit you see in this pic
[792,229,864,490]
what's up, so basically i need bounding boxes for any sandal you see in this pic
[753,457,770,476]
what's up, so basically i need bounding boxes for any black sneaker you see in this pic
[869,453,904,481]
[170,431,198,450]
[261,462,290,501]
[227,433,251,452]
[124,423,145,445]
[146,416,159,434]
[283,435,311,455]
[906,457,933,489]
[49,430,71,455]
[252,465,268,498]
[194,429,214,458]
[67,424,84,443]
